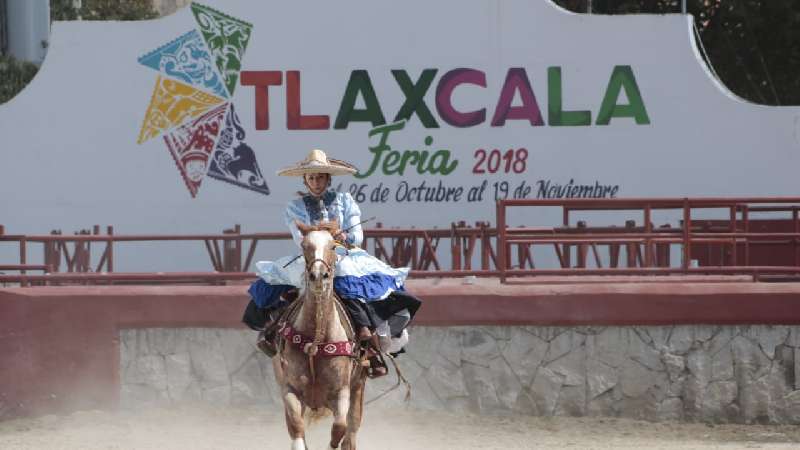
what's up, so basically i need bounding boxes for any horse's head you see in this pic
[295,220,339,296]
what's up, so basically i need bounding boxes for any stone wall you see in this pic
[121,325,800,424]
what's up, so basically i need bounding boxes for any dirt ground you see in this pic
[1,405,799,449]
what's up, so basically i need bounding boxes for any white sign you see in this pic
[0,0,798,269]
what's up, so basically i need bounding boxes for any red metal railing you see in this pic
[4,197,800,286]
[496,197,800,282]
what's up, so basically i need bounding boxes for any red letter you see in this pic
[240,71,283,130]
[491,68,544,126]
[435,68,486,128]
[286,71,330,130]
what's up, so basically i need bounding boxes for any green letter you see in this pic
[596,65,650,125]
[382,151,401,175]
[427,150,458,175]
[334,70,387,129]
[392,69,439,128]
[357,121,405,178]
[548,66,591,126]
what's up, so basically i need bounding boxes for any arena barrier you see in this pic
[4,197,800,423]
[4,197,800,286]
[3,280,800,423]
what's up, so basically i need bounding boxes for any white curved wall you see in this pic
[0,0,797,270]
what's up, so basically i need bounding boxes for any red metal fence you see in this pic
[495,197,800,282]
[4,197,800,286]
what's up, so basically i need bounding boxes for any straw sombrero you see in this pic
[277,149,358,177]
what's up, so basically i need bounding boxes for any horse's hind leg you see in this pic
[341,375,366,450]
[327,387,351,449]
[283,388,307,450]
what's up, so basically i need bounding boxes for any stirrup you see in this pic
[256,332,277,357]
[367,355,388,378]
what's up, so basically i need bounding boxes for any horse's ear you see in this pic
[295,220,311,236]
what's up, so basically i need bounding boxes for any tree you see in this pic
[0,56,39,104]
[0,1,158,104]
[50,0,157,21]
[552,0,800,105]
[5,1,800,106]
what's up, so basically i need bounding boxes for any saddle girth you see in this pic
[275,292,357,358]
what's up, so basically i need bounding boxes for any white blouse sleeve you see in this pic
[340,192,363,247]
[284,198,308,248]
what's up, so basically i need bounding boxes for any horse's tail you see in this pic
[304,407,331,426]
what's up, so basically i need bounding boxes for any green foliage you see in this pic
[50,0,80,20]
[0,1,159,103]
[7,1,800,106]
[552,0,800,105]
[0,55,40,104]
[50,0,158,21]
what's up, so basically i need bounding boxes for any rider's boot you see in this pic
[368,355,388,378]
[358,326,372,342]
[255,289,299,357]
[363,332,388,378]
[256,315,283,357]
[356,327,387,377]
[256,328,278,357]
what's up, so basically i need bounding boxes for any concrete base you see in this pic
[121,325,800,424]
[4,278,800,421]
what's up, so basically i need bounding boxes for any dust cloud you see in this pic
[1,405,799,449]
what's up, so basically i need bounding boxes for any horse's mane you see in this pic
[311,222,339,234]
[297,220,340,236]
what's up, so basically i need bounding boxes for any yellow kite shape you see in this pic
[137,76,225,144]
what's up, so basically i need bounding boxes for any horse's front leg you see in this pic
[327,387,351,449]
[283,387,307,450]
[341,370,366,450]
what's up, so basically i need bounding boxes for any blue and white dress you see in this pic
[249,190,409,313]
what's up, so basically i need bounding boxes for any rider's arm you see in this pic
[284,198,307,247]
[341,192,363,247]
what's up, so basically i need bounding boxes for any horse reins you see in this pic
[283,236,409,407]
[303,255,335,407]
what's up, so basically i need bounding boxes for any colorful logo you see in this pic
[136,3,269,198]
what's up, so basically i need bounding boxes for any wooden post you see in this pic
[562,207,571,267]
[729,206,737,266]
[451,222,461,271]
[235,224,242,272]
[656,224,671,267]
[497,201,507,283]
[625,220,637,267]
[682,199,691,271]
[107,226,114,273]
[19,237,27,287]
[644,205,652,267]
[577,221,587,268]
[479,222,490,270]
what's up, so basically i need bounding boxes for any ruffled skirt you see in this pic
[249,248,409,309]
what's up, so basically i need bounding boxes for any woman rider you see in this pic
[241,149,421,377]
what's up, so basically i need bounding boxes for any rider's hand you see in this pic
[334,231,348,243]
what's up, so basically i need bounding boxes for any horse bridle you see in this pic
[305,257,332,275]
[304,255,336,291]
